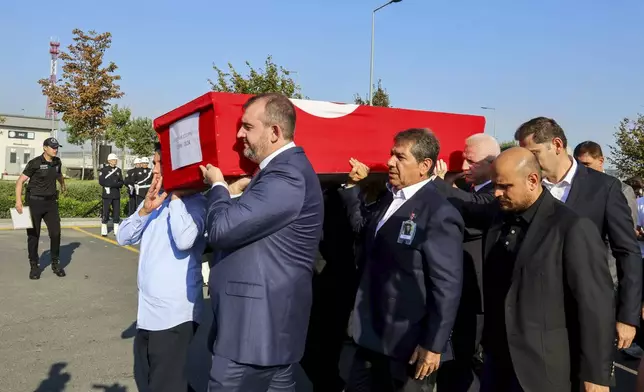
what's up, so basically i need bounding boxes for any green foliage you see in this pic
[354,79,391,107]
[0,180,128,219]
[0,115,5,124]
[609,114,644,178]
[127,117,157,157]
[209,55,304,99]
[500,140,518,151]
[105,104,132,150]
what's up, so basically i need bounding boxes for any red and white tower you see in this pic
[46,38,60,136]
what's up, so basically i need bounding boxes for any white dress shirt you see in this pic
[543,157,577,202]
[376,178,431,234]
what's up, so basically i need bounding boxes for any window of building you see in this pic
[24,153,30,163]
[10,152,17,164]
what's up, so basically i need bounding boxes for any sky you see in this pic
[1,0,643,159]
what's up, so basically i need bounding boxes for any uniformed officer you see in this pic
[124,157,141,215]
[99,153,124,237]
[14,137,66,280]
[134,156,153,206]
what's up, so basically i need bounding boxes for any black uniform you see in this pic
[134,167,153,205]
[22,154,63,269]
[124,167,138,215]
[98,165,124,224]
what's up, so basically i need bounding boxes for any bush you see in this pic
[0,180,130,219]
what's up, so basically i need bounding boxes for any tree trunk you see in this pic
[91,137,99,180]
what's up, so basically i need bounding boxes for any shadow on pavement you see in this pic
[34,362,71,392]
[91,383,129,392]
[40,241,81,270]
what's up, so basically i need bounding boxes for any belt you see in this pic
[29,195,56,201]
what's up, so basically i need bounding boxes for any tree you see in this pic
[0,116,5,124]
[127,117,157,157]
[609,114,644,178]
[209,55,303,98]
[38,28,124,179]
[105,104,132,168]
[500,140,518,151]
[354,79,391,107]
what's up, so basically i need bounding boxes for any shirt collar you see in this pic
[543,156,577,188]
[387,177,433,200]
[259,142,296,170]
[474,180,492,192]
[508,188,546,225]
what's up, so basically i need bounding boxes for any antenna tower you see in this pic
[45,38,60,120]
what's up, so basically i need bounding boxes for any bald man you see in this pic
[458,148,614,392]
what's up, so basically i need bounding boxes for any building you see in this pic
[0,114,58,178]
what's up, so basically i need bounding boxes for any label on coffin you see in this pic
[169,112,202,170]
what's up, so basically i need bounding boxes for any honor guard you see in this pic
[134,157,153,205]
[99,153,124,236]
[15,137,67,280]
[124,157,141,215]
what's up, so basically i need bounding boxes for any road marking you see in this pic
[615,362,638,375]
[71,226,139,254]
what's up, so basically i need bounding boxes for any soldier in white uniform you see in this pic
[99,153,124,236]
[124,158,141,215]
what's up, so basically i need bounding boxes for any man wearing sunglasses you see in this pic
[15,137,67,280]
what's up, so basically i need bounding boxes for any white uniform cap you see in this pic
[133,158,142,164]
[107,153,118,161]
[141,157,150,164]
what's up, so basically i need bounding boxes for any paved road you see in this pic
[0,227,639,391]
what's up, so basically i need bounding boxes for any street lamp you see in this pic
[369,0,402,105]
[481,106,496,138]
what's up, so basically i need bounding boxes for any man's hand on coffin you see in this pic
[199,164,224,186]
[228,177,251,195]
[347,157,370,186]
[433,159,448,179]
[139,174,168,217]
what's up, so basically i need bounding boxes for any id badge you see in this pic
[397,212,417,245]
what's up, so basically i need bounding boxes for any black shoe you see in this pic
[29,262,41,280]
[51,260,66,277]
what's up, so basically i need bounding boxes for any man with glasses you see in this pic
[14,137,67,280]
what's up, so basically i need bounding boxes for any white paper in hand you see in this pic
[10,207,33,230]
[169,112,202,170]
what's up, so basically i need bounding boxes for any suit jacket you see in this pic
[566,164,642,325]
[98,165,123,199]
[205,146,324,366]
[464,191,615,391]
[340,181,465,362]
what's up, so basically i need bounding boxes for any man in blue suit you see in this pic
[340,128,465,392]
[200,92,324,392]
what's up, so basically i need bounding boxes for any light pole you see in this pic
[369,0,402,105]
[481,106,496,138]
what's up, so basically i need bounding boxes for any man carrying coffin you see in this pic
[340,128,464,392]
[99,153,124,236]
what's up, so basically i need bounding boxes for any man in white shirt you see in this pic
[515,117,642,355]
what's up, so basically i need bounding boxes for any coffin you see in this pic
[153,92,485,191]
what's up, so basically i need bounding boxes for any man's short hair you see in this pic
[573,141,603,159]
[243,93,297,140]
[394,128,440,170]
[514,117,568,148]
[154,142,162,159]
[465,133,501,159]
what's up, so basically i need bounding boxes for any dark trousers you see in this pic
[128,195,137,216]
[436,313,483,392]
[346,346,436,392]
[480,354,524,392]
[101,198,121,224]
[134,321,197,392]
[208,353,295,392]
[26,198,61,263]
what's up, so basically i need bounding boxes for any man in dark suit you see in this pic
[432,133,500,392]
[515,117,642,351]
[464,147,614,392]
[200,92,324,391]
[340,128,465,392]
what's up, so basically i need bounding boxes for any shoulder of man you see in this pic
[583,166,619,188]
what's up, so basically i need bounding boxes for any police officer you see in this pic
[124,157,141,215]
[134,156,153,206]
[99,153,124,237]
[14,137,66,280]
